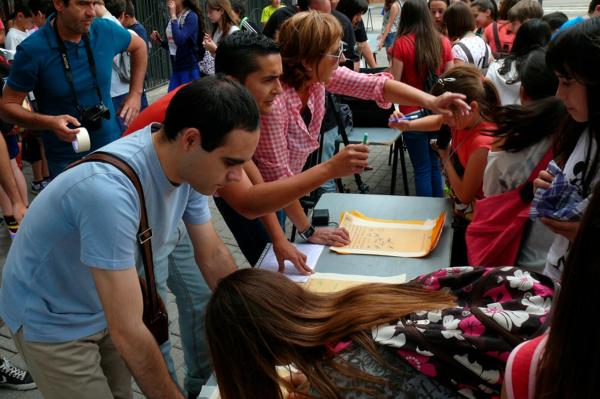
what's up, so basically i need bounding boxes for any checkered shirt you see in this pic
[253,66,392,182]
[530,160,587,221]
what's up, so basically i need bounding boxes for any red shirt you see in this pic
[452,121,496,198]
[390,33,453,114]
[123,84,187,136]
[484,21,515,56]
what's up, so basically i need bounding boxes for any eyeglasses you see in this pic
[324,41,347,61]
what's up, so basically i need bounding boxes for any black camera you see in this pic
[81,102,110,131]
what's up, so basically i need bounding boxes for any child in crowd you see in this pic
[531,18,600,282]
[390,65,499,265]
[378,0,401,59]
[261,0,284,27]
[483,0,520,58]
[0,65,29,238]
[507,0,543,34]
[429,0,450,34]
[470,0,497,36]
[485,18,550,105]
[541,11,568,34]
[390,0,455,197]
[202,0,240,55]
[505,155,600,397]
[445,2,494,71]
[151,0,204,91]
[482,49,562,271]
[3,2,34,51]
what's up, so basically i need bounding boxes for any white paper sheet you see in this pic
[257,243,324,283]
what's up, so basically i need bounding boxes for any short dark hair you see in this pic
[335,0,368,20]
[105,0,127,18]
[11,2,33,19]
[215,31,280,83]
[542,11,568,31]
[230,0,246,17]
[28,0,55,16]
[163,75,260,152]
[590,0,600,14]
[125,0,135,17]
[444,2,476,40]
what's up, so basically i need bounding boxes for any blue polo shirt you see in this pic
[8,17,131,169]
[0,125,211,342]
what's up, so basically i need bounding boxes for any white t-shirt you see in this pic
[452,34,493,70]
[4,28,30,51]
[212,25,239,44]
[544,130,600,281]
[486,59,521,106]
[102,12,132,98]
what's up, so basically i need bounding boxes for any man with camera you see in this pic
[0,0,147,178]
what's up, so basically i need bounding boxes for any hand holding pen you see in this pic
[388,110,419,130]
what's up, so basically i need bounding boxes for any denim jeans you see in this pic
[403,131,443,197]
[319,126,339,193]
[152,222,212,395]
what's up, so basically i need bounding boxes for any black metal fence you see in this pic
[134,0,270,89]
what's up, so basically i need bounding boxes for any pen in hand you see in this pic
[362,133,369,145]
[388,114,421,123]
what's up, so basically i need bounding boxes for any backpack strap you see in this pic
[518,146,554,203]
[492,22,502,54]
[481,43,490,70]
[455,41,475,64]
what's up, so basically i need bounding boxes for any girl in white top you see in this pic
[484,49,561,272]
[444,2,493,71]
[533,18,600,282]
[4,5,34,51]
[203,0,240,55]
[485,18,551,106]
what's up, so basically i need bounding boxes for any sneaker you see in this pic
[5,220,19,239]
[0,357,36,391]
[31,181,44,194]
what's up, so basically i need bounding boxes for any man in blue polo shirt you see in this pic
[0,0,147,178]
[0,76,258,399]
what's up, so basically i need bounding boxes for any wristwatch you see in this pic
[299,225,316,241]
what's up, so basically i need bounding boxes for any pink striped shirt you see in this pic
[253,66,392,182]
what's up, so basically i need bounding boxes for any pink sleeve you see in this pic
[253,97,294,182]
[505,334,547,399]
[325,66,392,109]
[0,19,4,30]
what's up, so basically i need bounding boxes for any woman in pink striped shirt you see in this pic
[253,11,470,246]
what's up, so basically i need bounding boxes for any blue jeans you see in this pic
[152,222,212,395]
[403,132,443,197]
[319,126,339,193]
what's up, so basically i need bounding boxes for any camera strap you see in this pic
[53,18,104,114]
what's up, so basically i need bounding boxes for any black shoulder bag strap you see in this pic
[68,152,169,345]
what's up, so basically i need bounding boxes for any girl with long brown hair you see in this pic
[202,0,240,55]
[206,268,457,399]
[390,0,455,198]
